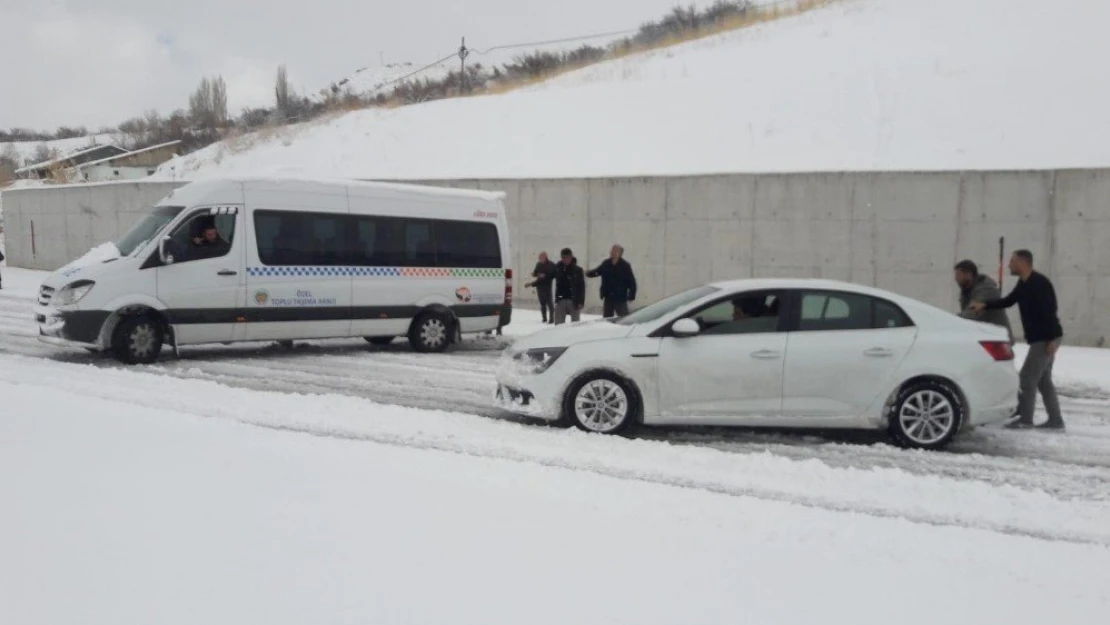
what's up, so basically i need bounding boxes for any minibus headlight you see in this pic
[54,280,95,306]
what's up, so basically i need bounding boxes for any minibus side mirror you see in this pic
[159,236,174,265]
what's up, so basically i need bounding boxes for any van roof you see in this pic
[173,176,506,202]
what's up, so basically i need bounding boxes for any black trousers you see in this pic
[537,285,554,321]
[603,298,630,318]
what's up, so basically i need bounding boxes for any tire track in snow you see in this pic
[5,355,1110,549]
[3,291,1110,500]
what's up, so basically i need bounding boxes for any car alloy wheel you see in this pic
[573,378,630,433]
[891,382,962,449]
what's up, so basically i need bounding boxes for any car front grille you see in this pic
[38,285,55,307]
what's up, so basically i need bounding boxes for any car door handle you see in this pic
[751,349,781,360]
[217,269,238,276]
[864,347,894,357]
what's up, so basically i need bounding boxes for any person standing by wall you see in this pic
[953,259,1012,341]
[0,246,5,289]
[553,247,585,325]
[586,243,637,318]
[524,251,557,324]
[970,250,1065,430]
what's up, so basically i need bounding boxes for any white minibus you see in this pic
[35,177,513,363]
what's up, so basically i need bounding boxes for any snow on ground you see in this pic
[157,0,1110,181]
[3,353,1110,624]
[3,262,1110,621]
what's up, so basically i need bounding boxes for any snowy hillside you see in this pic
[158,0,1110,181]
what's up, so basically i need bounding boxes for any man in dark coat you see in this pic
[586,244,637,318]
[553,247,586,325]
[954,260,1012,341]
[188,220,231,261]
[524,251,557,324]
[970,249,1065,430]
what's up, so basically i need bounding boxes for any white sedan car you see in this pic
[495,278,1019,450]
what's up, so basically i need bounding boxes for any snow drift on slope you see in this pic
[158,0,1110,181]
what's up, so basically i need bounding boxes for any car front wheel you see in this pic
[563,372,638,435]
[889,380,963,450]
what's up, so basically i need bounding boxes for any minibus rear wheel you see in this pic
[409,312,451,353]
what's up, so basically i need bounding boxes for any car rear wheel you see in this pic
[409,312,451,353]
[889,380,963,450]
[563,372,638,435]
[111,315,163,365]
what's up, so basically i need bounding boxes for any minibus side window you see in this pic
[433,220,501,268]
[167,210,235,263]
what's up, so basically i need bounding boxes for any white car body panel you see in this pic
[495,278,1020,442]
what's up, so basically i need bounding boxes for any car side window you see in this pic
[167,210,235,263]
[797,291,871,331]
[688,291,783,335]
[873,298,914,329]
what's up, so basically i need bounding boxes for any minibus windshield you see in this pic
[116,205,185,256]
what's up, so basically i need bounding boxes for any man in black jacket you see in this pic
[970,249,1065,430]
[524,251,557,324]
[553,247,585,325]
[586,244,637,318]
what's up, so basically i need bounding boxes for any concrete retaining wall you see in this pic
[4,171,1109,345]
[2,181,185,271]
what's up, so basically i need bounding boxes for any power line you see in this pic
[469,28,639,56]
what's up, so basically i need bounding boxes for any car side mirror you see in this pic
[672,318,700,337]
[159,236,174,265]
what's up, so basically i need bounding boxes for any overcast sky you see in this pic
[1,0,705,131]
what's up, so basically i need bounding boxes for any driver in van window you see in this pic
[188,219,230,260]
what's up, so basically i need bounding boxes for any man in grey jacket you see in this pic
[954,260,1012,341]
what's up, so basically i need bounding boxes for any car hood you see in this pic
[511,318,636,351]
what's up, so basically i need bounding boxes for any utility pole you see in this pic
[458,36,469,94]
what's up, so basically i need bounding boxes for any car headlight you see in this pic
[515,347,567,373]
[53,280,95,306]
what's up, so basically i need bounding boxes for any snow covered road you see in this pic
[5,370,1109,625]
[3,267,1110,502]
[4,265,1110,623]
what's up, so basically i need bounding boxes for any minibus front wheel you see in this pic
[111,314,164,364]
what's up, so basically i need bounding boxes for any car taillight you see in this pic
[980,340,1014,361]
[504,269,513,305]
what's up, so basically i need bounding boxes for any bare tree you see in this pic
[0,143,21,182]
[275,64,293,120]
[30,142,58,166]
[212,76,229,127]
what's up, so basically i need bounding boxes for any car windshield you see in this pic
[115,205,185,256]
[614,285,720,326]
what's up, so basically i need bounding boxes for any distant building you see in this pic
[15,144,129,180]
[73,141,182,182]
[14,141,181,182]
